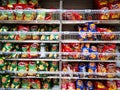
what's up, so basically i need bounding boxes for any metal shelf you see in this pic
[62,59,120,62]
[62,20,120,24]
[0,20,60,24]
[6,58,60,61]
[6,70,60,74]
[0,40,59,43]
[61,77,120,80]
[61,40,120,43]
[11,76,60,79]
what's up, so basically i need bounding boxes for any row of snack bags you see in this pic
[1,43,59,59]
[76,23,118,41]
[62,62,120,78]
[0,25,59,40]
[62,79,120,90]
[0,0,38,7]
[62,43,116,60]
[0,74,59,89]
[0,59,59,74]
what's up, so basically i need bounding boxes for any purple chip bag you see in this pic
[117,80,120,89]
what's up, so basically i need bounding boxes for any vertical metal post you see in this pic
[59,0,63,89]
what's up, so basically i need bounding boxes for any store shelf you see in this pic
[5,71,60,75]
[0,20,60,24]
[62,20,120,24]
[0,52,59,54]
[62,59,120,62]
[11,76,60,79]
[61,77,120,80]
[6,58,60,61]
[61,40,120,43]
[0,40,59,43]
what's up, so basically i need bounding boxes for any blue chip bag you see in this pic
[89,46,98,60]
[76,80,85,90]
[81,47,90,60]
[79,63,86,78]
[86,81,94,90]
[87,22,97,40]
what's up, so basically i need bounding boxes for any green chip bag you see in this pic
[11,78,20,88]
[1,75,10,88]
[18,0,28,4]
[8,0,17,5]
[0,57,5,69]
[22,79,30,89]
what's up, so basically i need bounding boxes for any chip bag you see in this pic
[22,79,30,89]
[107,80,117,90]
[1,75,10,88]
[11,78,21,88]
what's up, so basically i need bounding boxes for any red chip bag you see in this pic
[107,80,117,90]
[106,62,116,78]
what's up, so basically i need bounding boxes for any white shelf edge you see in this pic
[62,60,120,62]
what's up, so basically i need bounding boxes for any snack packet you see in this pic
[2,43,13,52]
[18,0,28,4]
[78,63,86,78]
[107,80,117,90]
[86,81,94,90]
[49,61,58,71]
[29,0,38,6]
[0,57,5,70]
[1,75,10,88]
[22,79,30,89]
[31,25,39,40]
[28,61,37,76]
[8,61,17,71]
[76,80,85,90]
[21,44,29,58]
[18,61,28,76]
[11,78,21,88]
[38,61,48,71]
[0,7,7,20]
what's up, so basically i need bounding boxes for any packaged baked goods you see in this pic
[49,61,58,72]
[22,79,30,89]
[11,78,21,88]
[87,62,97,78]
[8,61,17,71]
[28,61,37,76]
[78,63,86,78]
[30,79,41,89]
[106,62,116,78]
[1,75,10,88]
[18,61,28,76]
[76,80,85,90]
[29,43,39,58]
[86,81,94,90]
[107,80,117,90]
